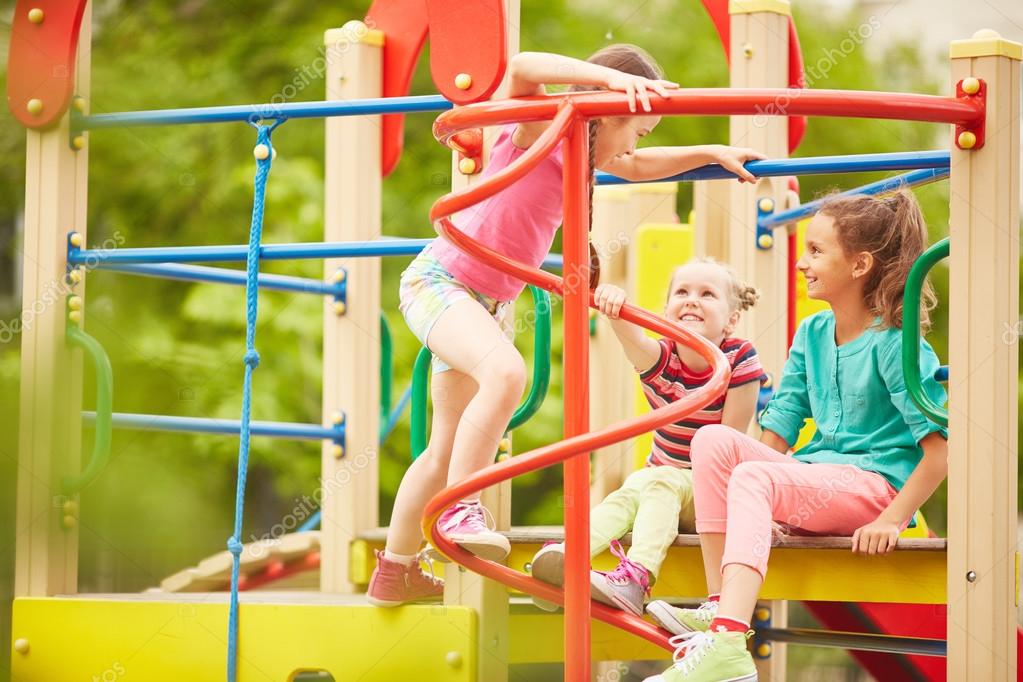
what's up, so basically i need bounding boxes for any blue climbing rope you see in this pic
[226,119,281,682]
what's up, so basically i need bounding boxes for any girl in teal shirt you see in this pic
[643,190,949,682]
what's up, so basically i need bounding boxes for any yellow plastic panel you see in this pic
[12,594,476,681]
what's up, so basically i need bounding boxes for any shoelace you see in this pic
[440,501,496,534]
[693,600,718,622]
[414,549,443,586]
[669,631,714,674]
[597,539,649,590]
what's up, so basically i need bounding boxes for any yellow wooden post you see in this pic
[589,185,635,504]
[947,29,1021,682]
[440,4,520,680]
[321,20,384,593]
[14,6,91,599]
[729,2,791,678]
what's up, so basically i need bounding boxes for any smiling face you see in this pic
[797,212,870,305]
[593,115,660,167]
[664,262,739,346]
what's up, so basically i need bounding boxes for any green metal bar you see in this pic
[63,325,114,494]
[410,285,553,460]
[410,346,432,458]
[380,314,392,426]
[508,287,552,429]
[902,237,949,427]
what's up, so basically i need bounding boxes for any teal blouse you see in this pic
[759,311,948,491]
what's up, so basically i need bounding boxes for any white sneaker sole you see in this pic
[529,545,564,611]
[646,600,705,636]
[643,674,755,682]
[424,533,511,563]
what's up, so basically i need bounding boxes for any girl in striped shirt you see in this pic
[531,257,766,615]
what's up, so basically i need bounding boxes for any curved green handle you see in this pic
[410,285,552,460]
[902,237,949,427]
[64,325,114,494]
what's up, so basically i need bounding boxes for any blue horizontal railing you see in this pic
[100,262,346,297]
[83,412,344,442]
[74,237,566,269]
[758,167,950,230]
[77,94,453,130]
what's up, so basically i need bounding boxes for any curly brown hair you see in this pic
[817,189,936,332]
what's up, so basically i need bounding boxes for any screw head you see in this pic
[966,570,977,582]
[957,131,977,149]
[742,43,754,58]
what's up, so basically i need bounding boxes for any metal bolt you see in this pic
[966,570,977,582]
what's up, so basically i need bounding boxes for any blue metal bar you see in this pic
[98,262,345,297]
[935,365,949,382]
[758,167,951,230]
[297,510,321,533]
[77,95,453,130]
[72,236,568,269]
[83,411,343,441]
[595,150,949,186]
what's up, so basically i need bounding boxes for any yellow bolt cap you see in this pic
[26,99,43,115]
[62,499,79,515]
[758,234,774,249]
[13,638,29,654]
[497,453,510,462]
[71,135,86,150]
[758,197,775,213]
[458,157,477,175]
[334,301,347,315]
[27,8,44,24]
[331,411,345,425]
[757,643,772,657]
[69,232,84,247]
[73,96,88,113]
[68,296,83,311]
[961,77,981,95]
[331,269,346,283]
[68,310,83,324]
[754,607,771,621]
[68,269,83,285]
[957,131,977,149]
[454,73,472,90]
[445,651,463,668]
[499,437,511,452]
[331,444,345,459]
[253,144,271,160]
[62,514,77,529]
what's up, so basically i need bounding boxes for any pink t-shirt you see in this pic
[431,125,565,302]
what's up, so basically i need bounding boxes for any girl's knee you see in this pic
[729,461,773,490]
[479,352,527,401]
[690,424,740,468]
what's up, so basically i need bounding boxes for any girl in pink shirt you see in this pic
[368,45,765,607]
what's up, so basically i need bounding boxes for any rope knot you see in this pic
[243,350,260,368]
[227,537,244,556]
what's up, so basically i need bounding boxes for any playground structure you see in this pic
[6,1,1021,681]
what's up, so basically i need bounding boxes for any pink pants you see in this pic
[691,425,900,579]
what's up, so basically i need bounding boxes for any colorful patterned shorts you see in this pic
[398,245,509,374]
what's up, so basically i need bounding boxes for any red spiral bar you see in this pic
[423,99,734,669]
[433,88,984,149]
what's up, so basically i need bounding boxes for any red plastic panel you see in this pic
[426,0,506,105]
[699,0,807,154]
[7,0,88,129]
[954,78,986,150]
[365,0,429,177]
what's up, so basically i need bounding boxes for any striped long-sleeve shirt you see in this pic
[640,337,767,467]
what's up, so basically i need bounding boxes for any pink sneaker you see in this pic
[589,540,651,616]
[427,501,511,562]
[367,550,444,607]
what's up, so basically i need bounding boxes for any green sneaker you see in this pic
[646,599,717,636]
[643,631,757,682]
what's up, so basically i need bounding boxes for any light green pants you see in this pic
[590,465,695,580]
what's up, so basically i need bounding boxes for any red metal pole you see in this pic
[562,114,591,681]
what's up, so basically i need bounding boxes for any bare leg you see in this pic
[384,368,478,555]
[699,532,726,594]
[426,299,526,486]
[717,563,763,624]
